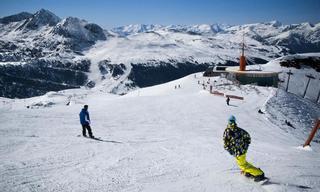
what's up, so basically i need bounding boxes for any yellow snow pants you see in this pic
[236,153,264,176]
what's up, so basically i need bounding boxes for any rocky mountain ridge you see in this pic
[0,9,319,98]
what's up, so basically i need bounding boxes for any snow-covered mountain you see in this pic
[0,12,33,24]
[0,9,106,98]
[227,21,320,53]
[111,24,163,36]
[111,23,229,36]
[18,8,61,30]
[112,21,320,55]
[86,22,320,94]
[1,9,320,98]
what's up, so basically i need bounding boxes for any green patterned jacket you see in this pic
[223,123,251,157]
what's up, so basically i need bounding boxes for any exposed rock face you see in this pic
[17,9,61,30]
[51,17,106,51]
[0,59,90,98]
[98,60,126,78]
[0,12,33,24]
[128,62,209,87]
[279,57,320,72]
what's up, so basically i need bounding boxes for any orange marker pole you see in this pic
[303,119,320,147]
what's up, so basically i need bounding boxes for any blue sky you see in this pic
[1,0,319,29]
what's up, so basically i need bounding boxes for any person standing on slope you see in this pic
[226,96,230,106]
[223,115,265,181]
[79,105,94,138]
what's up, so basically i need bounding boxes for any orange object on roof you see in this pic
[239,35,246,71]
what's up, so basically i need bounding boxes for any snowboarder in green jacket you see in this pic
[223,115,265,181]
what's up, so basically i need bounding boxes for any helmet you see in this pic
[228,115,236,124]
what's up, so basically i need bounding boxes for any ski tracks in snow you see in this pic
[1,74,320,191]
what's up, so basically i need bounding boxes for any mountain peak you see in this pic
[300,22,314,28]
[268,20,282,27]
[111,23,229,36]
[33,8,61,24]
[61,16,85,26]
[0,12,33,24]
[51,16,106,50]
[19,8,61,30]
[111,24,163,36]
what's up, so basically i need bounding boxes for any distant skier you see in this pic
[223,115,265,181]
[79,105,94,138]
[285,120,294,128]
[226,96,230,106]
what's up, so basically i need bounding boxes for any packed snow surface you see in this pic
[0,73,319,192]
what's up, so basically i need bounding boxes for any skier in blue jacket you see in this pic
[79,105,94,138]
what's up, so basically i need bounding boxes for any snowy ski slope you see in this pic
[0,73,319,192]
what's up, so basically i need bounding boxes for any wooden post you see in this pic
[285,70,293,92]
[317,88,320,103]
[303,119,320,147]
[302,74,315,98]
[317,78,320,103]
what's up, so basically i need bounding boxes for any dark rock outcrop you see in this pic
[0,12,33,24]
[51,17,106,51]
[279,57,320,72]
[98,60,126,78]
[0,59,90,98]
[128,62,210,87]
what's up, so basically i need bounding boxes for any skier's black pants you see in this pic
[82,124,93,137]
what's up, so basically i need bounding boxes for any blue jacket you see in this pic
[79,108,90,125]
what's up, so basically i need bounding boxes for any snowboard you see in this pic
[77,135,122,143]
[241,171,268,184]
[77,135,102,141]
[85,136,103,141]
